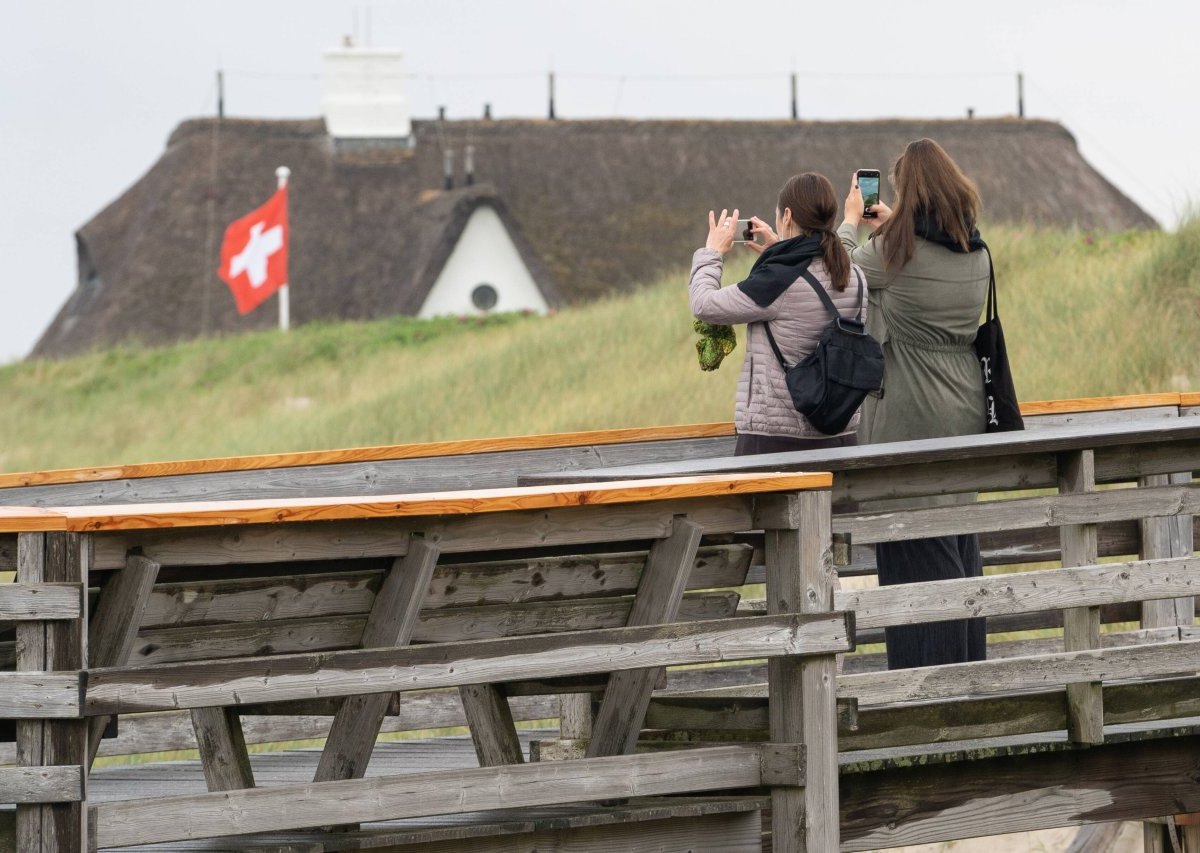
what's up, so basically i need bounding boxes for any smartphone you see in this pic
[733,218,755,243]
[857,169,881,218]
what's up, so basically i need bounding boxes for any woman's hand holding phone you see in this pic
[705,208,740,255]
[865,201,892,230]
[843,173,865,228]
[742,216,778,255]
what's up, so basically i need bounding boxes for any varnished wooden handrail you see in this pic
[0,423,736,489]
[1018,392,1182,416]
[0,472,831,534]
[0,392,1191,490]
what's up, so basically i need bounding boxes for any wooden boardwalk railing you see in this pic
[0,473,846,853]
[1,390,1198,852]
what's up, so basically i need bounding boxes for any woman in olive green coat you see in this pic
[837,139,991,670]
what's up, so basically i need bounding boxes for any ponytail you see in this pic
[777,173,851,291]
[820,229,851,292]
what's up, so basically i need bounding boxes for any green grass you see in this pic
[2,222,1199,474]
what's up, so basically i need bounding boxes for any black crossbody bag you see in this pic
[762,268,884,435]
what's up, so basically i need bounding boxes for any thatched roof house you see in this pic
[34,116,1154,358]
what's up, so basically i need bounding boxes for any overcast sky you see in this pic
[2,0,1196,362]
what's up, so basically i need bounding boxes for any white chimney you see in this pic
[322,45,411,139]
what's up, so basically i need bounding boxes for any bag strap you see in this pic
[761,265,865,370]
[762,321,790,370]
[981,241,997,322]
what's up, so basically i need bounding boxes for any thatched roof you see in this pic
[33,116,1154,358]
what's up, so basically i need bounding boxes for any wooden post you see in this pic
[757,489,838,853]
[86,554,160,768]
[1140,472,1196,628]
[558,693,593,741]
[191,708,255,791]
[586,518,704,758]
[1058,450,1104,744]
[460,684,524,766]
[314,538,440,782]
[16,532,89,852]
[1143,821,1169,852]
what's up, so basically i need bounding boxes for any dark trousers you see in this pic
[876,534,987,669]
[734,432,857,455]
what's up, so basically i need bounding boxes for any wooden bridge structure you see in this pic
[1,391,1199,852]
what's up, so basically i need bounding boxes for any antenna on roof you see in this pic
[438,105,446,122]
[790,72,798,120]
[548,66,556,120]
[217,68,225,119]
[444,149,455,190]
[483,103,492,120]
[1017,72,1025,118]
[465,145,475,186]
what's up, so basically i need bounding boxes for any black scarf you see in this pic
[914,212,986,253]
[736,233,825,307]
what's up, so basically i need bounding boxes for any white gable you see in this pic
[417,206,550,318]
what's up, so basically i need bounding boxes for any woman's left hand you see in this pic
[705,208,739,255]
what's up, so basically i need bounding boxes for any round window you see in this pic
[471,283,498,312]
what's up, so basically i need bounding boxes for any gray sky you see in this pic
[2,0,1196,362]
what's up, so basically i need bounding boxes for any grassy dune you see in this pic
[2,221,1199,473]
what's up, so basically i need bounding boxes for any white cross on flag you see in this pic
[218,187,288,315]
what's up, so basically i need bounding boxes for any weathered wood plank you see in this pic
[85,613,852,715]
[190,707,256,791]
[839,556,1200,630]
[86,553,160,767]
[91,745,765,848]
[843,482,1200,545]
[839,640,1200,706]
[0,692,561,763]
[0,766,82,804]
[131,545,752,630]
[1059,450,1104,745]
[588,518,703,758]
[122,591,741,666]
[0,584,80,621]
[839,731,1200,851]
[316,539,440,782]
[644,673,1200,754]
[89,497,757,569]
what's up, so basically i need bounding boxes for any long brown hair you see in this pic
[777,173,851,291]
[876,138,982,271]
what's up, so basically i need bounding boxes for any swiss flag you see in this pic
[218,187,288,315]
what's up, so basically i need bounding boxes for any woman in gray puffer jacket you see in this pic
[689,172,867,456]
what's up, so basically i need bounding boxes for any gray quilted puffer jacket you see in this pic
[689,247,868,440]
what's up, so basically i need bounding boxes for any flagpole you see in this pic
[275,166,291,332]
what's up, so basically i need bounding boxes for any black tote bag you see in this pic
[975,250,1024,432]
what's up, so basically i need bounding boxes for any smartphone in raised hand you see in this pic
[857,169,881,219]
[733,218,755,243]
